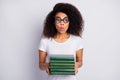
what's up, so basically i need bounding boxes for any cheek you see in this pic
[66,24,69,29]
[64,24,69,30]
[55,24,59,29]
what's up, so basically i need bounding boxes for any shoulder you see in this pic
[40,36,51,41]
[40,36,52,44]
[70,34,83,41]
[70,34,84,49]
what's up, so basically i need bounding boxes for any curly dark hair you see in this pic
[42,3,84,38]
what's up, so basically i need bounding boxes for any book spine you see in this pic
[50,71,75,75]
[50,57,74,61]
[50,65,74,69]
[50,62,74,66]
[50,60,75,63]
[50,68,75,72]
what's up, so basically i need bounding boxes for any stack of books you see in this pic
[49,55,75,75]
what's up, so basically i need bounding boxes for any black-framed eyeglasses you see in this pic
[55,17,69,23]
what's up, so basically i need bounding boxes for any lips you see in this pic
[59,27,64,31]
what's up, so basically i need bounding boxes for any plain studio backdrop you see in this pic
[0,0,120,80]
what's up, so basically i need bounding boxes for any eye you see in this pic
[63,17,69,23]
[55,17,61,22]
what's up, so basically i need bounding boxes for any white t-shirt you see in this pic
[39,34,83,80]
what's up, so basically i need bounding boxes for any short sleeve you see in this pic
[76,37,84,50]
[38,38,47,52]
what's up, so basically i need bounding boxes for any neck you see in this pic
[54,33,70,39]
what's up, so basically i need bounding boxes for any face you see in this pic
[54,12,69,34]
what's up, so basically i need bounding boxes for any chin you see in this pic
[58,31,66,34]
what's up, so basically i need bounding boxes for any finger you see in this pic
[47,68,50,75]
[75,63,78,75]
[46,65,50,75]
[75,69,78,75]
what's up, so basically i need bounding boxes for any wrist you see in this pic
[39,63,49,70]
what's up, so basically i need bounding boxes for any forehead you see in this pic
[55,12,68,18]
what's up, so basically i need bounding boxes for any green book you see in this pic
[50,60,75,63]
[50,71,75,75]
[50,68,75,72]
[50,65,74,69]
[50,62,74,66]
[50,56,74,61]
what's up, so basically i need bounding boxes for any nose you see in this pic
[60,20,64,25]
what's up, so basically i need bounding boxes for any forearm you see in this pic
[76,49,83,68]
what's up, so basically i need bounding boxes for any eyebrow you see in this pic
[55,16,68,19]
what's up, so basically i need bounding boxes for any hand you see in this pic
[45,63,50,75]
[75,62,79,75]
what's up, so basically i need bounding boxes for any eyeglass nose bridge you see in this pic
[59,19,65,23]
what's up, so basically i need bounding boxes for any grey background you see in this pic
[0,0,120,80]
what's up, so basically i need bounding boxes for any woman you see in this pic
[39,3,84,80]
